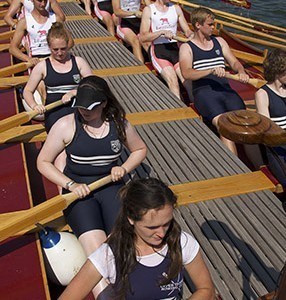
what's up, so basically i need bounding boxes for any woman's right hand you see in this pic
[211,67,225,78]
[69,183,91,199]
[27,57,40,67]
[33,104,46,114]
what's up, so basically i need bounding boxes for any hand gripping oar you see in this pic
[0,175,113,243]
[225,72,266,89]
[0,99,64,133]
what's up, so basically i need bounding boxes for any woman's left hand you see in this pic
[238,72,249,84]
[111,166,127,182]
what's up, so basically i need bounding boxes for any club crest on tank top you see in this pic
[111,139,121,153]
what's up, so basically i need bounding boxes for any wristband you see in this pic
[65,180,75,190]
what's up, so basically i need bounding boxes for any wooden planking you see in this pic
[65,18,111,38]
[0,108,199,144]
[106,73,183,113]
[175,190,286,299]
[59,1,87,15]
[133,119,250,185]
[72,42,142,69]
[66,15,93,20]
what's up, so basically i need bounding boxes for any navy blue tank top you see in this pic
[44,55,81,105]
[187,36,228,90]
[126,256,183,299]
[64,113,123,184]
[261,85,286,129]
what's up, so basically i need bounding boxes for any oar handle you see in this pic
[63,175,113,206]
[0,175,113,242]
[28,99,64,119]
[225,72,266,88]
[173,35,188,43]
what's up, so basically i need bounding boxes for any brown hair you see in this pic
[47,22,69,46]
[107,178,182,299]
[191,7,215,29]
[263,49,286,82]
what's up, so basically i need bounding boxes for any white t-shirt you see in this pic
[88,231,200,284]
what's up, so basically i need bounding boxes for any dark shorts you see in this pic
[266,145,286,187]
[153,42,180,65]
[63,180,124,237]
[98,1,113,15]
[194,83,246,122]
[120,17,141,35]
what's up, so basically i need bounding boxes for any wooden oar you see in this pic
[0,175,113,243]
[172,0,286,34]
[0,30,14,41]
[0,9,8,18]
[0,75,29,88]
[225,73,266,89]
[0,43,9,52]
[218,110,286,146]
[216,19,286,45]
[0,61,34,77]
[0,99,63,133]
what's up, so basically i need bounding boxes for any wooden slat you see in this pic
[0,108,198,143]
[74,36,117,44]
[92,65,150,77]
[172,171,276,205]
[65,15,93,20]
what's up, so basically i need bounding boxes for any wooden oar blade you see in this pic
[0,195,68,243]
[0,112,32,133]
[0,175,112,242]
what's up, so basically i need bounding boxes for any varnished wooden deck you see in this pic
[0,1,285,299]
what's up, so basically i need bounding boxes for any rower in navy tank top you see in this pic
[44,55,80,131]
[37,76,147,298]
[180,7,249,154]
[255,49,286,191]
[23,22,92,131]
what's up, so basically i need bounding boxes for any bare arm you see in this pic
[23,60,46,113]
[50,0,65,22]
[255,88,270,118]
[4,0,21,27]
[111,121,147,181]
[140,6,164,43]
[59,259,102,300]
[179,43,213,81]
[218,37,249,83]
[185,250,215,300]
[176,5,193,38]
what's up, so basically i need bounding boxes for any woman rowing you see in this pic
[4,0,65,29]
[112,0,150,63]
[255,49,286,192]
[37,75,147,297]
[23,22,92,132]
[59,177,215,299]
[179,7,249,154]
[140,0,193,101]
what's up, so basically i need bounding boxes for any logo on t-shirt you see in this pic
[73,74,81,84]
[110,139,121,153]
[215,49,221,56]
[160,272,183,296]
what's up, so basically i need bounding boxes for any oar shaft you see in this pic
[0,175,113,242]
[0,99,63,133]
[225,73,266,89]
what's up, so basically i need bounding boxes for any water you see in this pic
[185,0,286,28]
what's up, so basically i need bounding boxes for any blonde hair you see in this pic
[191,7,215,29]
